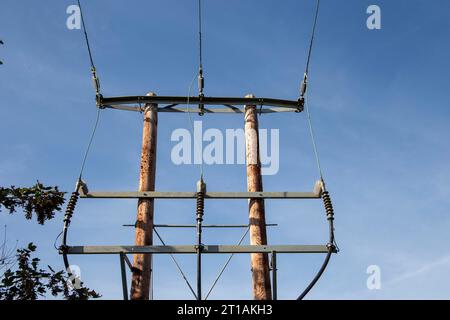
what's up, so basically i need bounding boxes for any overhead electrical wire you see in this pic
[198,0,204,72]
[186,72,205,179]
[186,0,206,178]
[296,0,338,300]
[302,0,323,180]
[77,0,101,97]
[305,0,320,77]
[61,0,103,275]
[297,183,336,300]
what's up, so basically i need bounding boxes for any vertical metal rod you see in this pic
[196,178,206,300]
[271,251,277,300]
[131,92,158,300]
[245,94,272,300]
[196,219,202,300]
[120,253,129,300]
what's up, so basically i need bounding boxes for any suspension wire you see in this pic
[305,0,320,76]
[77,0,101,96]
[153,228,198,300]
[205,226,250,300]
[78,107,101,180]
[299,0,323,180]
[198,0,203,71]
[61,1,103,278]
[299,0,320,101]
[185,0,206,178]
[186,72,204,178]
[296,0,338,300]
[197,0,206,116]
[305,95,323,180]
[75,0,103,181]
[77,0,95,69]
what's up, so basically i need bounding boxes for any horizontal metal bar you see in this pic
[103,104,298,114]
[80,191,321,199]
[100,95,301,109]
[65,245,332,255]
[152,224,278,228]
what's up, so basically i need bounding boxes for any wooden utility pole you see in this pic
[130,92,158,300]
[244,94,272,300]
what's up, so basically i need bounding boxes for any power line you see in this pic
[305,0,321,76]
[198,0,204,70]
[300,0,324,180]
[78,107,101,181]
[77,0,101,96]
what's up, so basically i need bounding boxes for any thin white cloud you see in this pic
[386,254,450,286]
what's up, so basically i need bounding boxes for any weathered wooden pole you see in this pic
[130,92,158,300]
[244,94,272,300]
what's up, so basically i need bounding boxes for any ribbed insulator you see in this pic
[64,191,79,223]
[196,191,205,222]
[322,191,334,221]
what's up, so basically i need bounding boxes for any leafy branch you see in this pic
[0,243,100,300]
[0,182,66,225]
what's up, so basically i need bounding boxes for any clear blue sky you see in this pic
[1,0,450,299]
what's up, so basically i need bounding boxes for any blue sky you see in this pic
[1,0,450,299]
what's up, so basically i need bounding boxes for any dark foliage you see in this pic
[0,182,65,224]
[0,243,100,300]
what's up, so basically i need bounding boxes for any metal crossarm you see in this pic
[80,191,322,199]
[99,95,302,110]
[103,104,298,114]
[65,245,333,255]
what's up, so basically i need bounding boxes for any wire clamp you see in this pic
[296,98,305,112]
[58,244,68,255]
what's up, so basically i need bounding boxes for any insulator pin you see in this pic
[300,73,308,97]
[198,74,204,95]
[198,69,205,116]
[91,67,101,95]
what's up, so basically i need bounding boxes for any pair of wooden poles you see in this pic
[130,93,272,300]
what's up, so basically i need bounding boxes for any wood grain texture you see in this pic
[130,93,158,300]
[244,97,272,300]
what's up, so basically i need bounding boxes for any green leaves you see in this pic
[0,183,100,300]
[0,243,100,300]
[0,182,66,224]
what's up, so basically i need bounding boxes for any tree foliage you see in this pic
[0,243,100,300]
[0,182,101,300]
[0,182,65,225]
